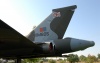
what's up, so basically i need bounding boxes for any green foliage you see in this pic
[67,54,79,63]
[22,58,40,63]
[79,55,87,62]
[48,59,56,63]
[86,54,97,63]
[59,60,66,63]
[39,60,43,63]
[98,53,100,59]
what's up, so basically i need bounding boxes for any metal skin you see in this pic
[27,5,76,42]
[0,5,95,63]
[38,37,95,54]
[0,5,78,58]
[26,5,95,56]
[21,5,95,58]
[53,37,95,54]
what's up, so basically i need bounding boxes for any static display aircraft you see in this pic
[0,5,95,63]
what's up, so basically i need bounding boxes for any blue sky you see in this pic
[0,0,100,56]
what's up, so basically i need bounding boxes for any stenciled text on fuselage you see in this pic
[35,32,49,37]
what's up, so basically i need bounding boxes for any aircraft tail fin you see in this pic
[27,5,77,42]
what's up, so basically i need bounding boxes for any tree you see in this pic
[86,54,97,63]
[67,54,79,63]
[98,53,100,59]
[79,55,87,62]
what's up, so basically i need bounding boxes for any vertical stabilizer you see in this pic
[27,5,77,42]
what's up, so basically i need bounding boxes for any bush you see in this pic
[60,60,66,63]
[39,60,43,63]
[48,59,56,63]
